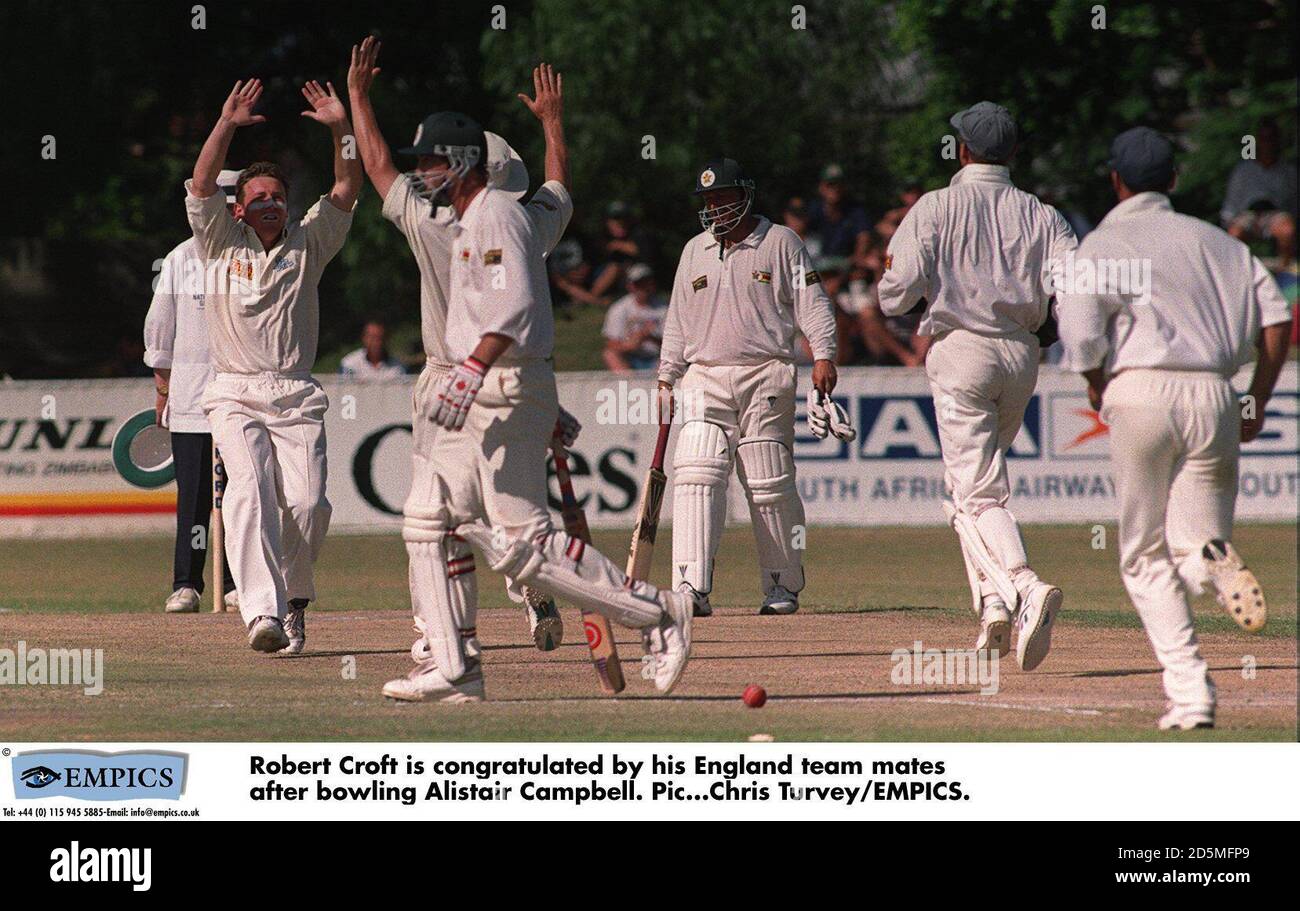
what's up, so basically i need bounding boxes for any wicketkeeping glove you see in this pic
[432,356,487,430]
[807,389,856,442]
[554,406,582,448]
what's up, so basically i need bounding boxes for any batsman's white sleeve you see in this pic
[301,194,356,282]
[790,240,837,362]
[877,198,933,317]
[525,181,574,256]
[143,247,179,369]
[657,246,691,385]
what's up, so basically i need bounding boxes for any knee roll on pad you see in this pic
[672,420,732,485]
[402,500,450,544]
[672,421,731,596]
[735,438,796,502]
[736,438,805,594]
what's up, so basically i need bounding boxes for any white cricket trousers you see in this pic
[203,372,331,626]
[1101,369,1236,713]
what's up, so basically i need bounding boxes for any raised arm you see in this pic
[194,80,266,198]
[518,63,568,188]
[301,80,363,211]
[346,36,401,200]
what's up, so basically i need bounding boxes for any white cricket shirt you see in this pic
[142,237,214,433]
[878,164,1077,337]
[1057,192,1292,376]
[658,217,837,384]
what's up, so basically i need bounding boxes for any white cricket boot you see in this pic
[1014,579,1062,671]
[1202,539,1266,632]
[642,590,694,694]
[679,583,712,618]
[976,600,1012,658]
[164,587,200,613]
[1157,703,1214,731]
[382,659,485,703]
[522,585,564,651]
[248,616,290,653]
[759,584,798,616]
[281,599,307,654]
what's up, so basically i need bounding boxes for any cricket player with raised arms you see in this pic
[1058,127,1292,730]
[356,64,692,702]
[186,77,361,653]
[658,158,849,618]
[878,102,1076,669]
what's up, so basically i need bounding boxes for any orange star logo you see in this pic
[1065,407,1108,450]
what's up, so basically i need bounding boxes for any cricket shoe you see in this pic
[679,583,712,618]
[642,589,694,694]
[223,589,240,611]
[281,599,307,654]
[382,660,484,703]
[1202,539,1266,632]
[759,585,798,616]
[164,587,200,613]
[1157,703,1215,731]
[976,601,1012,658]
[248,616,290,653]
[522,585,564,651]
[1014,580,1062,671]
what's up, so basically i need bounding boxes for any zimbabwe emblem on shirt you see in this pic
[692,275,708,292]
[752,270,772,284]
[804,270,821,285]
[483,249,502,265]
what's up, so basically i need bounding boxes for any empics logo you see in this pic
[49,842,151,892]
[12,751,186,801]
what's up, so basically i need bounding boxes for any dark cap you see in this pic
[399,111,486,159]
[693,158,753,195]
[1108,126,1175,192]
[606,200,632,219]
[949,101,1018,162]
[820,163,845,183]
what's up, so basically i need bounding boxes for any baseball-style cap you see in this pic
[606,200,632,219]
[820,163,846,183]
[216,169,241,205]
[626,263,654,284]
[1108,126,1175,192]
[949,102,1018,162]
[693,158,752,195]
[399,111,486,160]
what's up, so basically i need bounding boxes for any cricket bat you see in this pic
[551,443,626,695]
[211,440,226,613]
[626,421,672,582]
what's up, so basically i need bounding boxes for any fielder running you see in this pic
[878,102,1077,669]
[187,78,362,653]
[347,37,577,653]
[351,66,691,702]
[1057,127,1292,730]
[658,158,848,618]
[144,169,239,613]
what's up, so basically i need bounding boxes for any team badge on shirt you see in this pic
[692,275,708,292]
[459,249,471,262]
[229,259,254,280]
[804,270,821,285]
[752,270,772,284]
[483,249,502,265]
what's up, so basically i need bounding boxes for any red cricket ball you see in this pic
[742,684,767,708]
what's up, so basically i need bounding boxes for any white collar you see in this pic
[950,163,1013,187]
[1099,191,1173,227]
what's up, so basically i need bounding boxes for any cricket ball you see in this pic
[742,684,767,708]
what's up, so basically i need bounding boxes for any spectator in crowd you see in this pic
[782,196,820,258]
[1222,118,1297,266]
[857,281,928,367]
[549,237,609,309]
[339,320,406,381]
[591,200,652,298]
[812,256,869,365]
[875,182,924,246]
[809,163,874,274]
[602,263,668,373]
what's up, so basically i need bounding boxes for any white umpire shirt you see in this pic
[445,185,564,365]
[185,179,354,375]
[658,217,837,385]
[143,237,214,433]
[878,164,1077,337]
[1057,191,1292,376]
[382,177,573,366]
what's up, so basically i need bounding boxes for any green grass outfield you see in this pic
[0,524,1294,742]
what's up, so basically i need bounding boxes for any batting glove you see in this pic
[432,356,487,430]
[554,406,582,448]
[807,389,856,442]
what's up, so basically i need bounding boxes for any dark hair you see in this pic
[236,162,289,204]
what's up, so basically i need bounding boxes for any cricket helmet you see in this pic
[693,157,755,236]
[400,111,487,205]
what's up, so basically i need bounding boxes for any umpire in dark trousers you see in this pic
[142,171,241,612]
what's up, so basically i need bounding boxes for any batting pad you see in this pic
[736,438,806,594]
[671,420,731,596]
